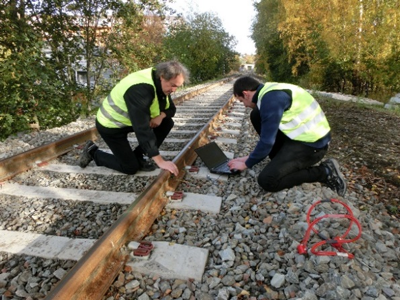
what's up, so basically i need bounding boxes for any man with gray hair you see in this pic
[79,60,190,176]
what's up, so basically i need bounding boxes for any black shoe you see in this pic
[321,158,347,196]
[79,140,98,168]
[139,158,156,172]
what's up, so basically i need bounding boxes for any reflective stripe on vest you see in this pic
[99,95,127,128]
[282,105,327,139]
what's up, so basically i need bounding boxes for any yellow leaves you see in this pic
[238,290,250,296]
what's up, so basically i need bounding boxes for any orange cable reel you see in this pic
[297,198,362,259]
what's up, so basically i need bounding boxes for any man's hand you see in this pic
[150,112,166,128]
[152,155,179,176]
[227,156,249,171]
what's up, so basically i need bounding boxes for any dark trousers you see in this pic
[93,118,174,174]
[250,108,328,192]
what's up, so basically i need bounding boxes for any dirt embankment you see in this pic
[319,98,400,218]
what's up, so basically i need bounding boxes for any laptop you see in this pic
[194,142,240,175]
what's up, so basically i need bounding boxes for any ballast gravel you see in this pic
[0,85,399,300]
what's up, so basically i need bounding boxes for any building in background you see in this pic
[239,64,255,73]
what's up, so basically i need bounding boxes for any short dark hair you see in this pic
[156,61,190,84]
[233,76,261,97]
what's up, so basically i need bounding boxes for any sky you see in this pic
[168,0,257,55]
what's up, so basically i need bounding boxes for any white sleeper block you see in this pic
[0,230,94,261]
[0,183,136,205]
[126,241,208,281]
[166,192,222,214]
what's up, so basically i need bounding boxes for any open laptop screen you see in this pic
[194,142,228,169]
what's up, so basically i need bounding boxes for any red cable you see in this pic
[297,199,362,258]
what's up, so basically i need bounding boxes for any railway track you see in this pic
[3,80,399,300]
[0,79,249,299]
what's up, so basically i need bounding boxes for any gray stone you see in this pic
[270,273,285,288]
[221,275,235,286]
[53,268,67,280]
[137,293,150,300]
[217,288,229,300]
[125,280,140,290]
[341,274,356,289]
[219,247,235,261]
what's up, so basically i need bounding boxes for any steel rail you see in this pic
[0,128,98,182]
[44,95,235,300]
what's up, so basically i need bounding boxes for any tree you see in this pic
[252,0,295,81]
[163,12,239,83]
[0,0,68,138]
[28,0,168,116]
[252,0,400,100]
[0,0,170,140]
[108,2,167,77]
[241,54,255,64]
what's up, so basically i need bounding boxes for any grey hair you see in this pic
[155,60,190,84]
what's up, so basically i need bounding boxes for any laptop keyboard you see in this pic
[213,162,230,172]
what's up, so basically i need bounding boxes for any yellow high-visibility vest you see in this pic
[97,68,170,128]
[258,83,330,142]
